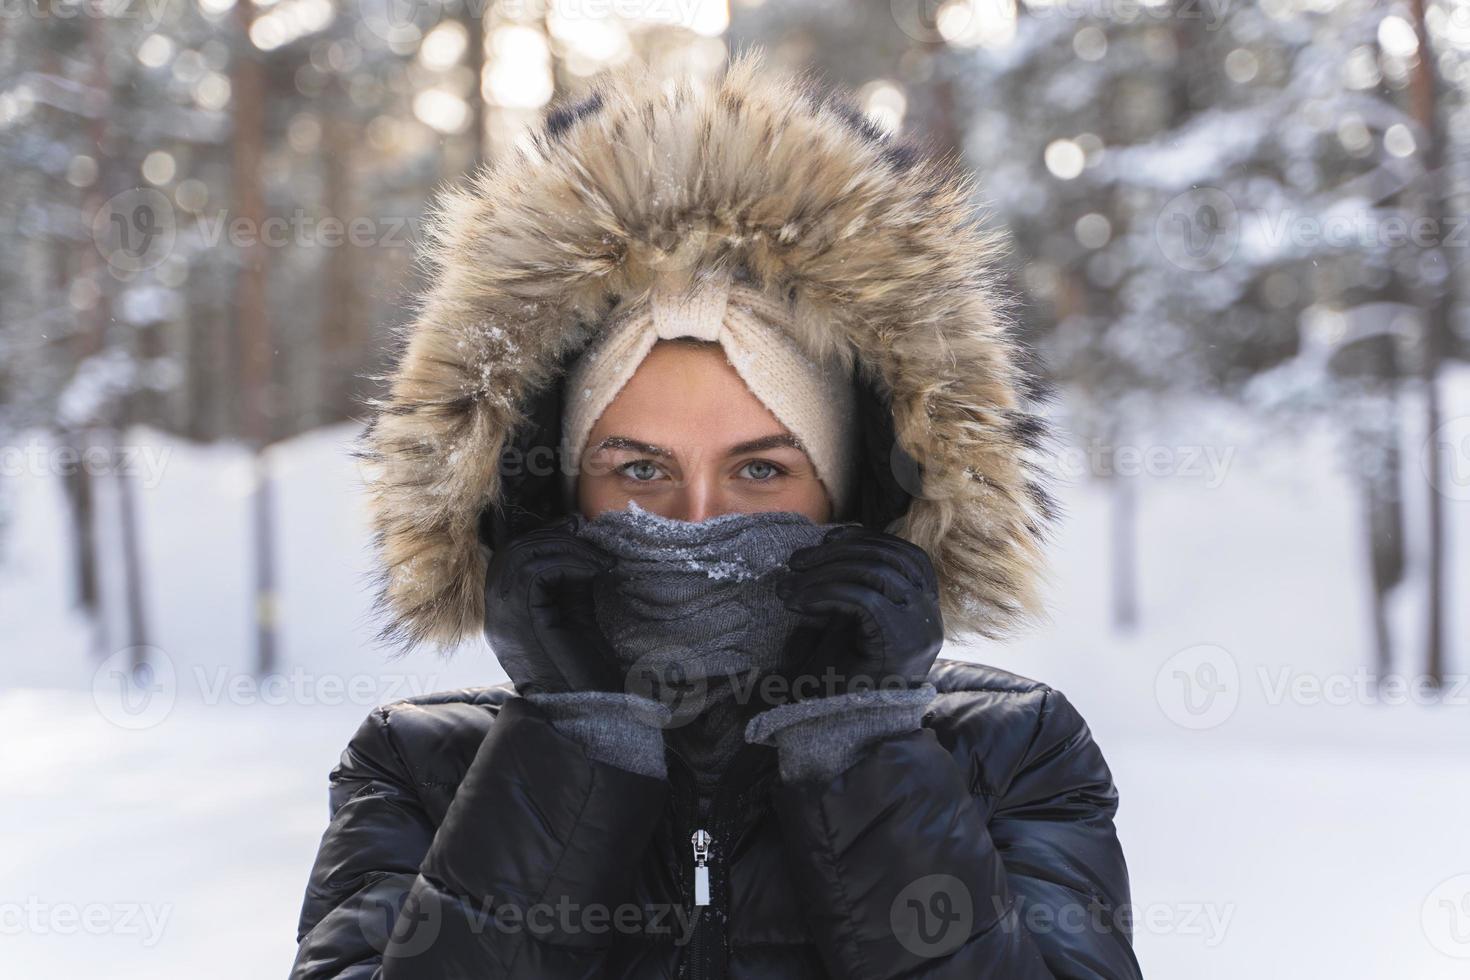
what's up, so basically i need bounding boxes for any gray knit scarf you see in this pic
[570,503,846,789]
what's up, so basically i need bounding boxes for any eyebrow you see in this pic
[591,433,807,458]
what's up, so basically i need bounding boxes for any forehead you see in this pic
[595,343,779,426]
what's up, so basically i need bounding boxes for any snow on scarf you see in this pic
[570,502,847,785]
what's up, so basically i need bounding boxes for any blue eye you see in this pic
[619,460,663,482]
[741,460,784,481]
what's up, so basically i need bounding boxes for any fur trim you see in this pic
[355,50,1057,655]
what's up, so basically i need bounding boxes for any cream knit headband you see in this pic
[561,272,857,516]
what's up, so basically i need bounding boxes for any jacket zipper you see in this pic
[685,794,718,980]
[668,739,773,980]
[691,829,712,906]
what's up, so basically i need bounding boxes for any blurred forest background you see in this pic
[3,0,1467,680]
[3,2,1470,977]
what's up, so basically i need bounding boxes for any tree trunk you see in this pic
[109,422,151,666]
[233,0,277,676]
[62,430,102,625]
[1109,450,1139,633]
[462,1,487,170]
[1361,397,1405,679]
[69,12,111,655]
[320,115,361,424]
[1406,0,1448,689]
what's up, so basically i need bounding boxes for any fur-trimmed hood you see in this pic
[355,50,1057,655]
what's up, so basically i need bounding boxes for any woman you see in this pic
[290,52,1142,979]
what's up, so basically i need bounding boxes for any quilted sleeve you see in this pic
[288,697,669,979]
[766,686,1142,979]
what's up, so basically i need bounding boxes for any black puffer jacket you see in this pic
[289,660,1140,979]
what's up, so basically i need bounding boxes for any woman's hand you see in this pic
[763,525,944,706]
[482,514,624,696]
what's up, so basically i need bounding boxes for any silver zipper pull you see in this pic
[691,829,712,907]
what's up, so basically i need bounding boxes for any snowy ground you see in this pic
[2,374,1468,979]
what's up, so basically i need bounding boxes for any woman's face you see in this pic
[576,340,833,523]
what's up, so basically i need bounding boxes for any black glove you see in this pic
[747,525,943,714]
[482,514,624,697]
